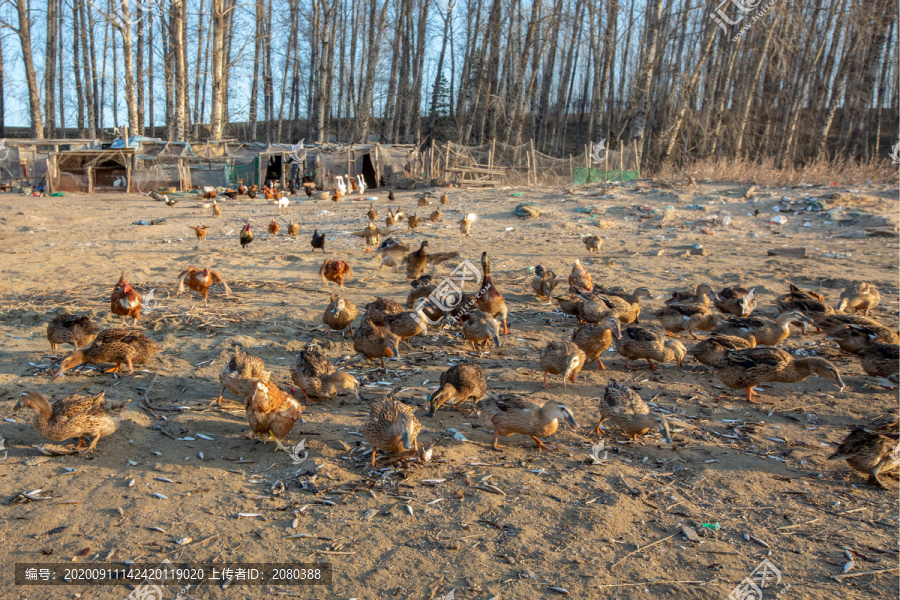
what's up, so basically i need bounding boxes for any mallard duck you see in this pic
[478,394,578,451]
[56,329,158,377]
[554,294,586,321]
[367,203,377,222]
[364,297,406,326]
[353,319,401,372]
[540,341,586,388]
[815,314,898,341]
[568,259,592,294]
[614,326,686,370]
[459,213,475,237]
[406,281,436,309]
[711,347,844,403]
[531,265,559,301]
[460,310,501,352]
[235,378,303,451]
[323,294,358,336]
[655,304,724,338]
[582,235,601,253]
[377,238,409,272]
[384,307,430,346]
[217,346,269,405]
[440,192,449,205]
[859,340,900,381]
[594,381,672,442]
[477,252,509,333]
[828,416,899,488]
[665,284,713,307]
[47,314,100,351]
[581,292,646,324]
[407,212,421,232]
[713,286,756,316]
[837,283,881,316]
[426,363,487,417]
[363,222,381,252]
[430,208,441,222]
[827,324,896,355]
[572,316,621,370]
[364,394,423,466]
[15,391,129,455]
[712,311,809,346]
[290,344,361,402]
[690,334,756,365]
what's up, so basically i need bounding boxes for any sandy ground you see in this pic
[0,180,897,600]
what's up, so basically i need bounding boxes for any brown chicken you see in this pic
[248,184,258,198]
[211,200,222,218]
[177,267,232,306]
[240,220,254,250]
[288,221,300,237]
[332,188,342,202]
[192,225,210,246]
[264,186,276,200]
[202,188,217,199]
[111,272,141,325]
[235,378,303,451]
[367,203,377,222]
[568,259,592,294]
[408,212,421,231]
[319,259,352,290]
[268,219,280,236]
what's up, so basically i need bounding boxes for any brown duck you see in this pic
[477,252,509,333]
[478,394,578,451]
[353,319,401,372]
[364,394,423,467]
[572,316,621,370]
[290,344,361,402]
[15,391,129,455]
[46,314,100,352]
[690,334,756,366]
[56,329,158,377]
[828,416,898,488]
[711,347,844,403]
[427,363,487,417]
[217,346,269,405]
[594,380,672,442]
[539,341,586,388]
[613,326,686,370]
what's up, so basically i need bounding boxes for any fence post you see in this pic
[444,142,451,182]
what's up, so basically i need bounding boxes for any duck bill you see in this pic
[491,331,502,348]
[565,415,579,429]
[425,394,437,418]
[833,376,846,393]
[400,429,414,451]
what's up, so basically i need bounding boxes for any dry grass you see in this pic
[651,156,899,187]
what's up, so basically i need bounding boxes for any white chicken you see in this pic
[277,196,290,210]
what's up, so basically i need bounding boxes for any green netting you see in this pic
[226,157,260,186]
[573,167,640,184]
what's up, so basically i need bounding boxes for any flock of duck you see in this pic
[10,191,900,490]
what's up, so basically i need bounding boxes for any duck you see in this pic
[690,334,756,366]
[56,329,158,377]
[290,344,361,403]
[461,310,501,352]
[353,319,401,372]
[815,314,898,341]
[217,346,269,405]
[388,190,396,202]
[311,229,326,252]
[426,363,487,417]
[593,380,672,442]
[15,391,129,455]
[828,416,899,488]
[614,326,686,370]
[458,213,475,237]
[665,283,713,308]
[357,175,367,195]
[554,294,586,321]
[477,252,509,333]
[385,208,398,228]
[713,286,756,316]
[377,238,409,272]
[364,394,423,467]
[430,208,441,222]
[858,339,899,381]
[711,347,844,403]
[47,314,100,352]
[407,212,421,232]
[827,324,897,355]
[363,222,381,252]
[567,259,592,294]
[477,394,578,451]
[367,203,377,222]
[363,297,406,326]
[571,316,621,371]
[383,307,430,347]
[417,194,430,207]
[781,282,826,302]
[440,193,449,205]
[287,221,300,237]
[581,291,648,324]
[540,341,586,388]
[322,294,358,336]
[582,235,602,253]
[531,265,559,301]
[775,295,834,323]
[406,278,436,309]
[212,199,222,217]
[712,310,810,346]
[655,304,725,338]
[405,241,430,279]
[837,283,881,316]
[335,175,347,195]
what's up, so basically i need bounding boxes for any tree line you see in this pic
[0,0,896,168]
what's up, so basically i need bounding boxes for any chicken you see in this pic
[388,190,396,202]
[192,225,210,247]
[212,199,222,218]
[583,235,602,253]
[377,238,409,272]
[176,267,232,306]
[240,221,254,251]
[440,193,449,205]
[305,185,314,197]
[459,213,475,238]
[264,186,276,200]
[237,378,303,451]
[311,229,326,252]
[430,208,441,222]
[277,196,290,210]
[110,272,141,325]
[248,184,258,199]
[268,219,280,236]
[237,184,247,195]
[288,221,300,237]
[319,259,352,290]
[363,222,381,252]
[417,194,430,207]
[408,212,421,232]
[202,188,217,199]
[568,259,592,294]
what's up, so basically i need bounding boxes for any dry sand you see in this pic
[0,181,897,599]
